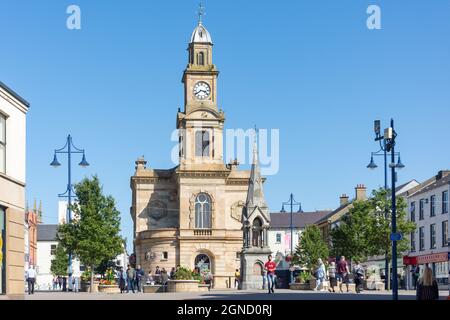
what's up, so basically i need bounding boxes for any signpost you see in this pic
[390,233,403,242]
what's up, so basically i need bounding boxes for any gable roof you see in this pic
[409,173,450,198]
[315,202,352,225]
[37,224,58,242]
[270,211,331,229]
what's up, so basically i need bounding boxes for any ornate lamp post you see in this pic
[50,134,89,283]
[368,119,404,300]
[281,194,303,284]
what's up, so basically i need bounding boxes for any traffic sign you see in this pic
[390,233,403,241]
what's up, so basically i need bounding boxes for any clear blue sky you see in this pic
[1,1,449,253]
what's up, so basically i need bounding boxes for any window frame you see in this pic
[443,191,449,214]
[410,201,416,222]
[0,113,6,174]
[276,233,281,244]
[430,224,436,249]
[50,244,57,256]
[442,221,448,247]
[419,199,425,220]
[195,130,210,158]
[410,231,416,252]
[419,226,425,251]
[430,195,436,217]
[194,193,212,229]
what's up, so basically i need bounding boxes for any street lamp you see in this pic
[368,119,403,301]
[281,194,302,284]
[50,134,89,287]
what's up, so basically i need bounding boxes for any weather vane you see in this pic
[197,1,206,24]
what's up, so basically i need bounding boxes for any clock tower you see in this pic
[177,15,225,169]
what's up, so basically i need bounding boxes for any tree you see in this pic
[330,200,377,262]
[50,245,69,277]
[57,176,124,292]
[293,225,329,274]
[369,188,416,259]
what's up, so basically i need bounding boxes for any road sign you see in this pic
[390,233,403,241]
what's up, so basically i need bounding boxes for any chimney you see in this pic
[355,184,367,201]
[340,194,349,206]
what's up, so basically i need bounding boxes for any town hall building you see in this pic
[130,15,270,289]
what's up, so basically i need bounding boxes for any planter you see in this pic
[167,280,200,293]
[290,283,310,290]
[98,284,120,294]
[143,285,165,293]
[81,282,99,293]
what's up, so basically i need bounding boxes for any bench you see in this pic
[143,285,165,293]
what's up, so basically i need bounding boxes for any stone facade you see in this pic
[0,81,29,297]
[131,20,255,289]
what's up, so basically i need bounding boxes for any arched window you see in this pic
[252,218,263,247]
[195,193,212,229]
[195,130,210,157]
[198,52,205,65]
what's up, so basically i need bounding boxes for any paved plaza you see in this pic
[20,289,449,301]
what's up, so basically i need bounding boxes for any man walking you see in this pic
[337,256,350,293]
[135,265,144,293]
[26,265,37,295]
[264,255,276,294]
[126,264,136,293]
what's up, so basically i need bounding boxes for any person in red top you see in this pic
[264,255,276,294]
[336,256,350,293]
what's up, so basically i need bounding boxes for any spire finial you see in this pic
[253,126,258,164]
[197,1,206,25]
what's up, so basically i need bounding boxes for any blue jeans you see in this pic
[315,277,324,290]
[127,279,135,293]
[267,274,275,292]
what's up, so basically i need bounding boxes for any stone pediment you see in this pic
[246,205,271,224]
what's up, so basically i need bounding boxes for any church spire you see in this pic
[197,1,206,25]
[246,129,267,209]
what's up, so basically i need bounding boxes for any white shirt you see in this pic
[26,268,37,279]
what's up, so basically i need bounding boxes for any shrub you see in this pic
[174,267,195,280]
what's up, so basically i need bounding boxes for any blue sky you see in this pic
[1,0,449,252]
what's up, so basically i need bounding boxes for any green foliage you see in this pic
[330,188,416,262]
[174,267,196,280]
[293,225,329,274]
[50,245,69,276]
[81,269,92,282]
[297,272,311,284]
[330,200,375,262]
[56,176,124,291]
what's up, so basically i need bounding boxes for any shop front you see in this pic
[404,252,449,289]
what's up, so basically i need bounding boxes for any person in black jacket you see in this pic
[416,266,439,300]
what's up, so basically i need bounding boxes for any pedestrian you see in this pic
[73,268,81,293]
[126,264,136,293]
[26,265,37,295]
[416,266,439,300]
[264,255,276,294]
[119,267,126,293]
[411,265,420,290]
[328,261,337,293]
[146,270,154,285]
[58,276,62,290]
[234,269,240,289]
[161,268,169,286]
[336,256,350,293]
[52,276,58,291]
[352,261,365,294]
[314,258,326,291]
[170,267,176,279]
[135,265,145,293]
[262,269,267,290]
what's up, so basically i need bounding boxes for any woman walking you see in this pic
[328,261,337,293]
[416,266,439,300]
[314,259,326,291]
[352,261,365,294]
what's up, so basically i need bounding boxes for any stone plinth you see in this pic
[166,280,200,293]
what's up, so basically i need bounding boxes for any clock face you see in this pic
[193,81,211,100]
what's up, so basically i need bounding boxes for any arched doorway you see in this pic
[195,254,211,272]
[253,262,263,276]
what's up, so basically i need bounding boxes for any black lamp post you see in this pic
[368,119,403,300]
[281,194,303,284]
